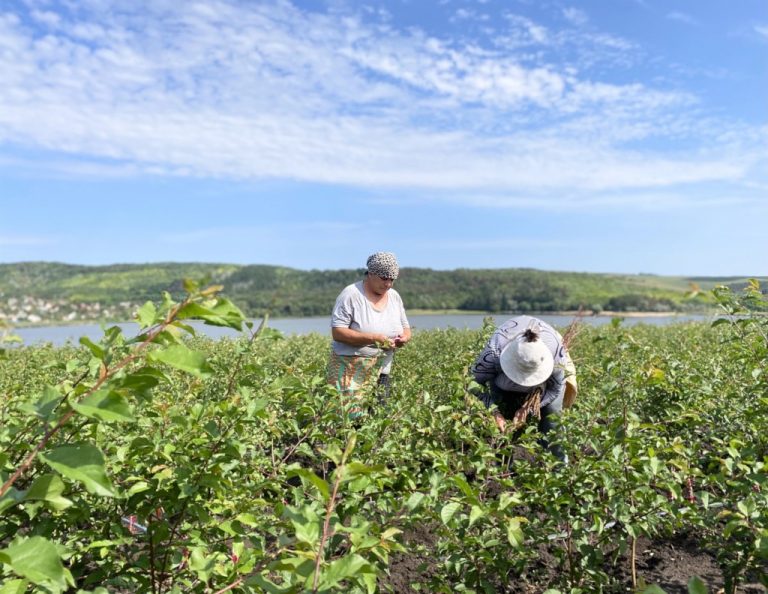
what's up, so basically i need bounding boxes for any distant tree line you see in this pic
[1,262,762,322]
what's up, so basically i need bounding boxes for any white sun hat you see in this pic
[499,329,554,386]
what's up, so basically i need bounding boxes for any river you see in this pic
[10,313,716,347]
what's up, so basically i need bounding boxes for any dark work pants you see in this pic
[376,373,391,405]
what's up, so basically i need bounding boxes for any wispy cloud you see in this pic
[562,7,588,26]
[667,11,699,26]
[755,25,768,39]
[500,13,550,45]
[451,8,489,23]
[422,181,768,212]
[0,1,762,210]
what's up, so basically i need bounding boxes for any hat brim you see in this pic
[499,344,554,387]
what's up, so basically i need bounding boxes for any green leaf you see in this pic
[507,517,525,548]
[188,548,216,582]
[269,555,315,577]
[687,576,708,594]
[39,443,116,497]
[78,337,104,359]
[405,492,425,511]
[440,501,461,525]
[0,537,70,591]
[236,513,260,527]
[126,481,150,496]
[73,389,134,423]
[283,506,321,545]
[343,433,357,461]
[319,554,370,588]
[243,575,285,594]
[176,299,245,331]
[183,278,200,293]
[115,366,167,401]
[737,500,754,517]
[147,344,212,377]
[343,462,385,480]
[25,474,72,510]
[498,492,522,511]
[136,301,158,328]
[0,580,28,594]
[452,475,478,504]
[321,443,343,465]
[0,487,26,514]
[18,385,61,423]
[288,468,330,502]
[362,571,377,594]
[469,505,484,528]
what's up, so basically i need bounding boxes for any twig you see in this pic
[509,388,542,431]
[312,465,343,593]
[561,307,585,349]
[148,515,158,594]
[212,578,243,594]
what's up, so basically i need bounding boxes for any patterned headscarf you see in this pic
[366,252,399,280]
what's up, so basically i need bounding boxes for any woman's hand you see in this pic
[374,335,397,349]
[493,411,507,433]
[393,328,412,348]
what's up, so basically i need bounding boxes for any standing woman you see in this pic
[327,252,411,415]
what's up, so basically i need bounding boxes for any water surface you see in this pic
[12,313,715,347]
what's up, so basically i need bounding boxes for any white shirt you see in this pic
[330,281,410,373]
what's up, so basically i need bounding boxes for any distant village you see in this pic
[0,295,136,326]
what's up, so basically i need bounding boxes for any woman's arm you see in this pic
[331,326,394,349]
[471,347,498,386]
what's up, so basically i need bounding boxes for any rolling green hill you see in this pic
[0,261,765,325]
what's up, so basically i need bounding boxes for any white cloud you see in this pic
[501,13,549,45]
[0,1,762,207]
[562,7,588,26]
[755,25,768,39]
[451,8,488,23]
[667,12,698,26]
[30,10,61,27]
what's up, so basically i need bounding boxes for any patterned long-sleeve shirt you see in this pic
[471,315,569,408]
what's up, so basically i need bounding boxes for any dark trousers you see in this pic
[376,373,391,404]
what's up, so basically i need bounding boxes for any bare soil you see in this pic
[380,526,767,593]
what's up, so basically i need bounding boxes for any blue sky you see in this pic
[1,0,766,276]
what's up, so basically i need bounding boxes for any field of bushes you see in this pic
[0,281,766,593]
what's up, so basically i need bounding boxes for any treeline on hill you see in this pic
[1,262,765,320]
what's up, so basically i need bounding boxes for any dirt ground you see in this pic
[622,533,766,594]
[379,526,767,594]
